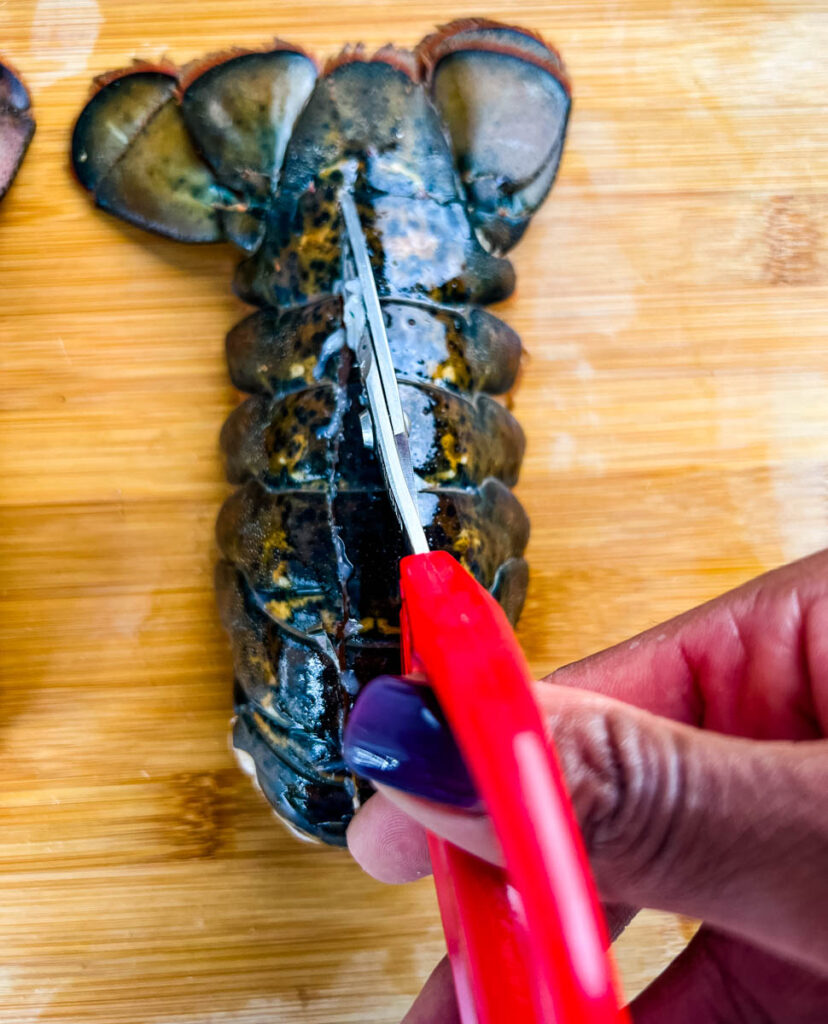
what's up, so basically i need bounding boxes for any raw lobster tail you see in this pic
[70,20,570,844]
[0,60,35,201]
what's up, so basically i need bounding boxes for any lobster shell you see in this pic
[70,20,571,843]
[0,60,34,201]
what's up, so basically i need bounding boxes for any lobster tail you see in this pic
[419,19,571,253]
[0,60,35,200]
[69,21,570,844]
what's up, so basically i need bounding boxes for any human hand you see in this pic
[343,551,828,1023]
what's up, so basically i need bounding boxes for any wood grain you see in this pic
[1,1,827,1020]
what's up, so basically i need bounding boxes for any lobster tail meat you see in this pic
[0,61,35,200]
[70,22,570,844]
[419,19,571,253]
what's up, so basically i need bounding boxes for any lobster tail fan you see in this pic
[71,66,228,242]
[179,46,317,202]
[418,19,571,254]
[0,61,35,200]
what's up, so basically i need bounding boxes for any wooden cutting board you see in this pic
[1,1,825,1020]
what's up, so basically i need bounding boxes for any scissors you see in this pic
[341,188,629,1024]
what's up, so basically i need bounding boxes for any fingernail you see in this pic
[343,675,479,809]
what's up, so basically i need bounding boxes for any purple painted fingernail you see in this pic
[343,675,479,809]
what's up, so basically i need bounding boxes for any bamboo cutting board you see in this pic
[1,1,826,1020]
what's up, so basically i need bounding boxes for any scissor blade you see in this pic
[340,190,429,556]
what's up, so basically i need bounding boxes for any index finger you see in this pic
[547,547,828,740]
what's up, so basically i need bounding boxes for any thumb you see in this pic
[344,676,828,975]
[540,685,827,975]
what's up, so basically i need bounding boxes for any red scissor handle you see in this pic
[399,551,628,1024]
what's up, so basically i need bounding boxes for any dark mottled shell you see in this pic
[70,20,570,844]
[0,60,35,201]
[220,381,525,491]
[233,179,516,309]
[225,299,521,397]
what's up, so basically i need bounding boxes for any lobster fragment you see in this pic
[0,61,34,201]
[71,20,570,844]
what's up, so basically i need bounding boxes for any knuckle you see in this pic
[550,699,691,894]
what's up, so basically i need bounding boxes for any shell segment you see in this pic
[225,299,522,397]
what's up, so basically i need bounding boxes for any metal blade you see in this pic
[340,190,429,556]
